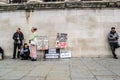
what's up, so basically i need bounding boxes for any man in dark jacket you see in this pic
[108,27,120,59]
[12,28,24,59]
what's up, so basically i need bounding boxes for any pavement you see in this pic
[0,57,120,80]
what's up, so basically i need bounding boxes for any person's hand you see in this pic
[116,37,118,40]
[110,35,113,37]
[17,37,19,40]
[29,40,31,43]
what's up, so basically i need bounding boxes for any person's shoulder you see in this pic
[14,32,17,34]
[20,31,23,34]
[13,32,17,35]
[115,32,119,34]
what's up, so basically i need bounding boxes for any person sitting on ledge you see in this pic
[20,43,30,60]
[108,27,120,59]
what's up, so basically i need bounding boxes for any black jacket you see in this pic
[13,32,24,45]
[0,47,4,54]
[0,47,4,59]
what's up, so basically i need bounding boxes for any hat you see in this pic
[111,27,115,29]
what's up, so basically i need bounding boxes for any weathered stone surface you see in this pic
[0,9,120,57]
[1,58,120,80]
[0,0,8,3]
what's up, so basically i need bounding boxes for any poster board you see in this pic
[56,33,67,49]
[60,50,71,58]
[36,36,48,50]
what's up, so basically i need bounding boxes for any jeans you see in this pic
[13,43,21,58]
[110,42,120,57]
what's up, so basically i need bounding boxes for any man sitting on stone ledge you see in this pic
[108,27,120,59]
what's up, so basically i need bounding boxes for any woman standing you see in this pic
[29,27,38,61]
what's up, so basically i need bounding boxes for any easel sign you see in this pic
[56,33,67,49]
[36,36,48,50]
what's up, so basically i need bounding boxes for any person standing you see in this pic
[29,27,38,61]
[108,27,120,59]
[12,28,24,59]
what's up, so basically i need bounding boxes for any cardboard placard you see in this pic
[60,51,71,58]
[36,36,48,50]
[56,33,67,48]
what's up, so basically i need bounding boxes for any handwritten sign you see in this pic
[36,36,48,50]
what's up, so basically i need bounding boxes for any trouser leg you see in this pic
[17,44,21,58]
[13,44,17,58]
[0,52,4,59]
[111,45,117,58]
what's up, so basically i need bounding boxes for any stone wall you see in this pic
[0,9,120,58]
[0,0,8,3]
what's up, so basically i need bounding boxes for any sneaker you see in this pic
[12,58,16,59]
[21,58,25,60]
[31,58,37,61]
[113,57,118,59]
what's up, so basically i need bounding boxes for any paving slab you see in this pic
[0,58,120,80]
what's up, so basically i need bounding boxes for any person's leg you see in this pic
[1,52,4,59]
[31,45,37,61]
[26,52,30,60]
[116,42,120,48]
[21,54,24,60]
[17,44,21,58]
[111,44,118,59]
[13,44,17,59]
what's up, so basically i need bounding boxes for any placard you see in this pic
[56,33,67,48]
[36,36,48,50]
[60,51,71,58]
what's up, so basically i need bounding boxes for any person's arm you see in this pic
[21,48,24,55]
[21,33,24,40]
[116,32,119,40]
[13,33,17,41]
[108,33,115,40]
[19,32,24,41]
[30,32,38,41]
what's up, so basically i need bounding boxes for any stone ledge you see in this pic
[0,1,120,11]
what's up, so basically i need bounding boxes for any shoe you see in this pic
[113,57,118,59]
[31,58,37,61]
[21,58,24,60]
[12,58,16,59]
[17,56,20,58]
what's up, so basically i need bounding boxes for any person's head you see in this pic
[23,43,28,48]
[17,28,21,33]
[111,27,116,32]
[31,27,37,33]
